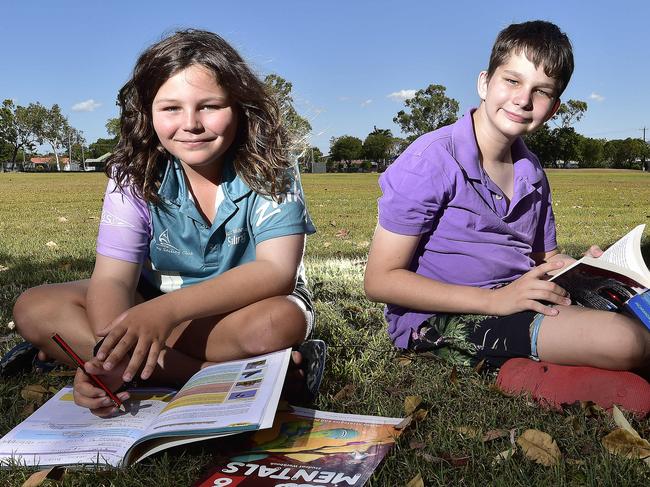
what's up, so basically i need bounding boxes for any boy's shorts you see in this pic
[408,310,545,369]
[136,276,315,339]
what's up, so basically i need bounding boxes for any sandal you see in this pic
[496,358,650,418]
[297,339,327,403]
[0,341,57,378]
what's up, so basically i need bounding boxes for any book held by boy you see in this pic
[195,406,403,487]
[550,224,650,330]
[0,348,291,467]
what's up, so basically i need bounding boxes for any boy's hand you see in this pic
[72,357,130,417]
[585,245,603,258]
[489,261,571,316]
[95,300,176,383]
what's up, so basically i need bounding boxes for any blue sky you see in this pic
[2,0,649,154]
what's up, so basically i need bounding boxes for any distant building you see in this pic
[84,152,112,171]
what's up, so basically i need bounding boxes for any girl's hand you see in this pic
[95,300,176,383]
[72,357,130,417]
[489,261,572,316]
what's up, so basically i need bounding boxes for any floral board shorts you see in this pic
[408,310,545,369]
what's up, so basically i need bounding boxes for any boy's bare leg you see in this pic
[536,305,650,370]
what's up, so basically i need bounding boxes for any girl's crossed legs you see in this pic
[13,279,310,387]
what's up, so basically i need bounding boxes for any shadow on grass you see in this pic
[0,251,95,327]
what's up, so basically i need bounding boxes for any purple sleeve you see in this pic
[532,173,557,253]
[378,148,451,236]
[96,178,151,264]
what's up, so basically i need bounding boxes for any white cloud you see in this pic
[589,92,605,102]
[387,89,416,102]
[72,99,102,112]
[360,99,373,107]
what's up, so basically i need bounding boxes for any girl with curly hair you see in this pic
[13,29,322,415]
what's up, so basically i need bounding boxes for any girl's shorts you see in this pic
[408,310,545,369]
[136,276,315,339]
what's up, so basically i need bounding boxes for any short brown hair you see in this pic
[487,20,574,96]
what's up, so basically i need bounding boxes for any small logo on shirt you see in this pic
[226,227,248,247]
[254,180,307,228]
[100,211,135,228]
[154,228,192,256]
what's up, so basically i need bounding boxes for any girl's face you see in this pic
[152,65,238,173]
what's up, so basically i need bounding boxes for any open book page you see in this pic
[196,406,403,487]
[552,225,650,290]
[596,224,649,281]
[0,387,175,468]
[134,349,291,444]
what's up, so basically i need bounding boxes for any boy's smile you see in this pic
[476,51,560,141]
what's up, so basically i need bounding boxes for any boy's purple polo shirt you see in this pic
[378,110,557,348]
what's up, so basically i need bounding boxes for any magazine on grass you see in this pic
[550,224,650,329]
[195,406,403,487]
[0,348,291,468]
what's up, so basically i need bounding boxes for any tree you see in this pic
[393,84,459,139]
[105,117,120,138]
[552,127,581,167]
[264,74,311,158]
[297,146,323,173]
[524,124,556,167]
[552,99,588,128]
[0,99,38,170]
[329,135,362,167]
[29,103,72,171]
[577,136,605,168]
[362,127,393,168]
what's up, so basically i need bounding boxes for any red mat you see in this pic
[496,358,650,418]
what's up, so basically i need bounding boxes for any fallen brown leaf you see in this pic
[45,241,58,249]
[409,439,426,450]
[394,415,413,431]
[404,395,422,415]
[454,426,481,440]
[473,358,486,374]
[405,473,424,487]
[22,466,66,486]
[0,264,9,272]
[413,409,428,422]
[517,429,562,467]
[21,384,48,403]
[493,448,516,464]
[440,453,470,467]
[329,220,336,226]
[482,429,509,443]
[335,228,350,239]
[57,216,68,223]
[21,402,35,417]
[417,452,446,464]
[332,384,356,402]
[396,356,413,367]
[449,365,458,385]
[602,429,650,460]
[567,458,586,465]
[323,242,331,248]
[612,405,641,438]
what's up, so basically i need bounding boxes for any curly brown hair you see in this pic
[107,29,291,204]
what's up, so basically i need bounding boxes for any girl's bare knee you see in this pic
[237,300,306,357]
[13,287,48,344]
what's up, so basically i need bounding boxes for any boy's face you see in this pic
[477,51,561,139]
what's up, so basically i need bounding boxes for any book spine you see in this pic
[625,292,650,332]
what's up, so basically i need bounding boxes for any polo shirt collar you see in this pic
[157,156,253,206]
[451,109,543,186]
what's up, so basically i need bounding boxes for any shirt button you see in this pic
[495,194,503,200]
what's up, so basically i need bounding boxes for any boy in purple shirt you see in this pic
[365,20,650,373]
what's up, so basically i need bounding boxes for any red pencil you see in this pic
[51,333,126,413]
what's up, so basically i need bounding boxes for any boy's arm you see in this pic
[364,225,570,316]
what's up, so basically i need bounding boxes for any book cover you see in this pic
[195,406,402,487]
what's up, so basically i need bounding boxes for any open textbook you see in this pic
[551,224,650,330]
[195,406,403,487]
[0,348,291,468]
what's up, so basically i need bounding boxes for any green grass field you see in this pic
[0,170,649,486]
